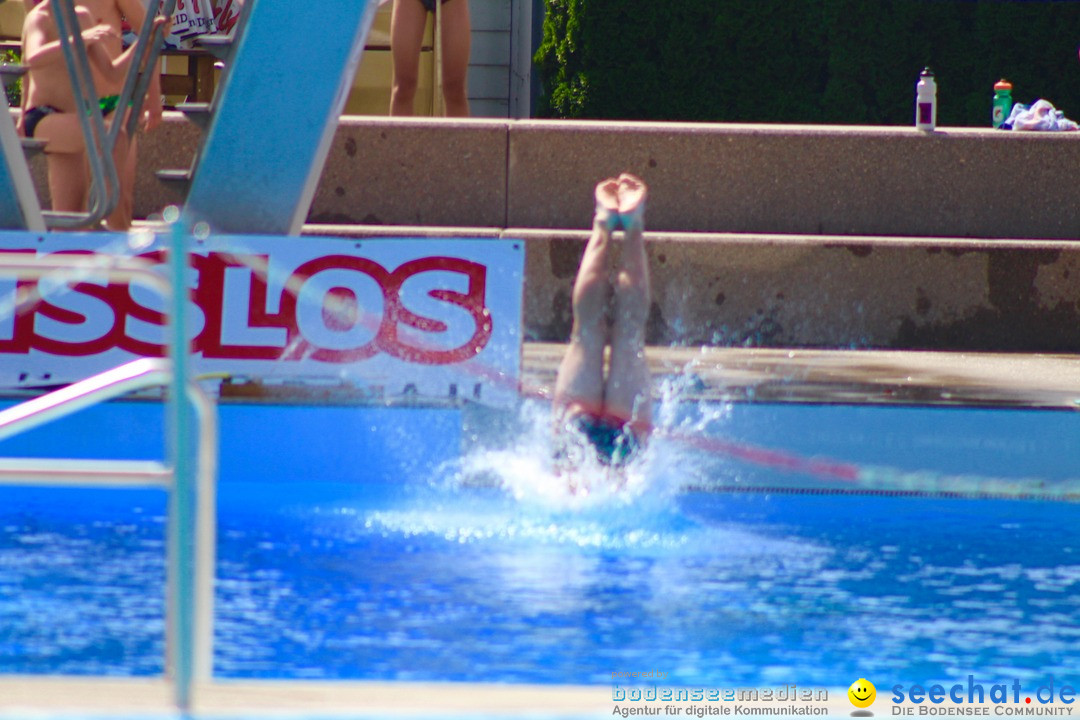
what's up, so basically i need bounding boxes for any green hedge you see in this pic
[534,0,1080,126]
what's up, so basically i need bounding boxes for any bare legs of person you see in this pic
[389,0,470,117]
[104,118,133,231]
[436,0,470,116]
[607,175,652,431]
[553,174,652,491]
[33,112,133,229]
[31,112,90,214]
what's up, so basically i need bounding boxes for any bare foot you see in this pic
[616,173,647,230]
[595,178,620,230]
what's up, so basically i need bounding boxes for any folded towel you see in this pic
[1004,99,1080,131]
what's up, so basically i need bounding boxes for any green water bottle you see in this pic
[992,79,1013,128]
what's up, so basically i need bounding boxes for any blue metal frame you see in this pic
[182,0,379,235]
[0,89,44,231]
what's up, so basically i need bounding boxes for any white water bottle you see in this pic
[915,67,937,132]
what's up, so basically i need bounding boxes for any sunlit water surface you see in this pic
[0,391,1078,686]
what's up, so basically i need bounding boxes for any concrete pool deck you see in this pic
[0,676,881,718]
[2,676,1069,718]
[522,344,1080,409]
[0,676,612,716]
[203,344,1080,410]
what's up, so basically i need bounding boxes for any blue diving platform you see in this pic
[180,0,379,235]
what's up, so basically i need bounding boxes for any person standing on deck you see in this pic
[389,0,470,116]
[552,174,653,493]
[19,0,163,220]
[73,0,166,230]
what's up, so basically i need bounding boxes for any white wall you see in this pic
[467,0,533,118]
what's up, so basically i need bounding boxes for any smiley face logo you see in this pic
[848,678,876,709]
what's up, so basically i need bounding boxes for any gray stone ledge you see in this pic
[114,114,1080,240]
[300,225,1080,353]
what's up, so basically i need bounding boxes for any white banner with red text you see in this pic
[0,232,524,407]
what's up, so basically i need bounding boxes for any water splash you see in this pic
[461,371,735,497]
[360,376,747,553]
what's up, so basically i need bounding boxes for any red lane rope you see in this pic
[663,431,861,483]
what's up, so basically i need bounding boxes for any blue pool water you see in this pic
[0,397,1079,688]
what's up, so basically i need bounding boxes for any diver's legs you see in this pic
[605,173,652,432]
[553,178,619,422]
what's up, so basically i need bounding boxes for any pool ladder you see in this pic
[0,224,216,712]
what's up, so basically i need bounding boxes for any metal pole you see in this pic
[166,213,194,711]
[117,0,177,142]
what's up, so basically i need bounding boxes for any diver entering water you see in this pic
[552,174,652,492]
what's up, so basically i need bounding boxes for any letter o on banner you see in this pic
[290,256,389,362]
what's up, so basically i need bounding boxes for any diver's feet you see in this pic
[616,173,647,232]
[595,178,621,232]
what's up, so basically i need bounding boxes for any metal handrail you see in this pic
[116,0,176,142]
[0,251,162,280]
[0,358,168,441]
[0,252,167,322]
[0,457,171,487]
[0,229,216,711]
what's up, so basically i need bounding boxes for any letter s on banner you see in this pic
[382,256,492,365]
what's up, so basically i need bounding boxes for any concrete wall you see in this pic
[304,226,1080,352]
[468,0,512,118]
[530,234,1080,352]
[507,121,1080,239]
[28,115,1080,352]
[125,115,1080,239]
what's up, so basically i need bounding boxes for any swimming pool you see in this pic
[1,393,1078,697]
